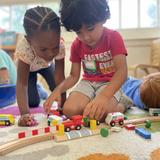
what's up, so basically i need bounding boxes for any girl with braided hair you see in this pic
[15,6,65,126]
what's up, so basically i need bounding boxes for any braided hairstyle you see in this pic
[60,0,110,32]
[23,6,60,38]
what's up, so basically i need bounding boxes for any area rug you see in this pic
[0,105,44,116]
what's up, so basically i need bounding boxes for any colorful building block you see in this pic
[90,120,97,130]
[135,128,151,139]
[58,124,65,136]
[32,129,38,136]
[18,132,26,139]
[125,124,135,130]
[100,128,109,137]
[44,127,50,133]
[145,120,152,128]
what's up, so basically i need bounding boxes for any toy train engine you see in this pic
[62,115,84,132]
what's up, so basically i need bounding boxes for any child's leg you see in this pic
[38,63,56,91]
[63,80,95,118]
[28,72,40,107]
[39,64,66,105]
[95,83,125,121]
[63,91,90,118]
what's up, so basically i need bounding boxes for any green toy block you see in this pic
[100,128,109,137]
[145,120,152,128]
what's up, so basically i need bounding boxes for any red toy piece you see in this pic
[18,132,26,139]
[32,129,38,136]
[125,124,135,130]
[62,115,84,132]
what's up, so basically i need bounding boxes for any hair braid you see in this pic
[23,6,60,37]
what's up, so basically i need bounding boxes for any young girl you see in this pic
[15,6,65,126]
[121,72,160,109]
[44,0,128,121]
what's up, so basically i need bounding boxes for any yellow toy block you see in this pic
[58,124,64,136]
[90,120,97,130]
[52,120,58,126]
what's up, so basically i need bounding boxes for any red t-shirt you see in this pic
[70,28,127,82]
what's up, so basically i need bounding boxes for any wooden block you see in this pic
[18,132,25,139]
[32,129,38,136]
[54,134,68,142]
[58,124,65,136]
[135,128,151,139]
[90,120,97,130]
[44,127,50,133]
[125,124,135,130]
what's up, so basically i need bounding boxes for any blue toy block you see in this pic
[135,128,151,139]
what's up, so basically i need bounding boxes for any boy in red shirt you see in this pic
[44,0,128,121]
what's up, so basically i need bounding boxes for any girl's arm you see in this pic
[56,62,81,93]
[16,60,30,115]
[54,59,65,85]
[44,62,81,111]
[54,58,66,105]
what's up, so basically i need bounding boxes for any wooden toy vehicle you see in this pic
[149,108,160,116]
[62,115,84,132]
[0,114,15,126]
[105,112,124,127]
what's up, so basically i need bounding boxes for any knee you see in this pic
[63,101,82,118]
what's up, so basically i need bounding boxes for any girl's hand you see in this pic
[83,94,108,120]
[43,89,61,113]
[18,114,38,127]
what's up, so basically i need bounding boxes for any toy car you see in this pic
[105,112,124,127]
[149,108,160,116]
[0,114,15,126]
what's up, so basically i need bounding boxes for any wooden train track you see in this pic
[1,116,160,156]
[0,132,54,156]
[124,116,160,125]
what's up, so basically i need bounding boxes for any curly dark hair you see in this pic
[23,6,60,37]
[60,0,110,32]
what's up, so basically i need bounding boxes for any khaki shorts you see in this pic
[71,79,122,102]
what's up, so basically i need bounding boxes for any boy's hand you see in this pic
[43,89,61,113]
[18,114,38,127]
[83,94,108,120]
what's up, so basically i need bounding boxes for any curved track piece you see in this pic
[0,133,54,156]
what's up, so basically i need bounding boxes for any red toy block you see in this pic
[125,124,135,130]
[50,110,60,116]
[44,127,50,133]
[32,129,38,136]
[18,132,26,139]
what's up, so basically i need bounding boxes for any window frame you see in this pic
[0,0,159,40]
